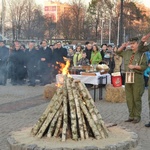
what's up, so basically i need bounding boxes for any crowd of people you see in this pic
[0,39,118,87]
[1,35,150,128]
[0,40,68,86]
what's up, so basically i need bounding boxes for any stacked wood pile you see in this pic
[31,75,109,141]
[43,83,57,99]
[105,84,126,103]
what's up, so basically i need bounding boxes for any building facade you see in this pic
[44,0,70,22]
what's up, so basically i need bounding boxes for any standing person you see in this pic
[53,41,67,74]
[137,33,150,127]
[20,44,26,52]
[7,44,15,81]
[50,43,58,82]
[67,47,74,67]
[85,43,92,63]
[73,45,82,66]
[38,40,53,85]
[144,60,150,89]
[20,44,27,81]
[11,43,26,85]
[0,40,9,85]
[103,45,113,65]
[100,44,107,59]
[53,41,67,64]
[90,44,102,65]
[25,41,38,86]
[116,37,147,123]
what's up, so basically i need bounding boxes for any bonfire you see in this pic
[31,59,109,141]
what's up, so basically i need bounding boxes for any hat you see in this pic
[107,44,112,47]
[129,37,139,42]
[85,41,90,45]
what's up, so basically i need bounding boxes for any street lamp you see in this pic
[108,16,111,44]
[100,19,104,45]
[117,16,120,46]
[119,0,124,46]
[1,0,6,39]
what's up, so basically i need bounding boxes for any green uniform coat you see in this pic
[116,49,147,120]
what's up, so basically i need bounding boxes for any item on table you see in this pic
[96,64,109,74]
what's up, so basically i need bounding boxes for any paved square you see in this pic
[0,85,149,150]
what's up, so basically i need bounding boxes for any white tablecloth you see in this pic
[56,72,111,85]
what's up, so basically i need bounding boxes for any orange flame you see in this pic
[55,57,71,87]
[55,83,62,88]
[57,57,71,75]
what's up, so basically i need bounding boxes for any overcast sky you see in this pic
[35,0,150,8]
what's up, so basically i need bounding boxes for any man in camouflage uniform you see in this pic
[116,37,147,123]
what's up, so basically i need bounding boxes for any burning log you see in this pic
[31,75,109,141]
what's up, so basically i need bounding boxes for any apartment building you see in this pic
[44,0,70,22]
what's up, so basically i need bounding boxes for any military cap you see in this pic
[129,37,139,42]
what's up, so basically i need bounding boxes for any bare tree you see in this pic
[88,0,114,41]
[70,0,86,39]
[29,7,45,40]
[21,0,36,39]
[22,1,45,40]
[7,0,28,39]
[44,15,57,42]
[57,12,72,39]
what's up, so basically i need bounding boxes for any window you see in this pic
[52,6,56,11]
[44,6,49,11]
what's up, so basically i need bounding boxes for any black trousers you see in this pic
[121,72,125,85]
[144,75,149,87]
[27,66,37,85]
[0,63,8,85]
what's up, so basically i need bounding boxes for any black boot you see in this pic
[145,122,150,127]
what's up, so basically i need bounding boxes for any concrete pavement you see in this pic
[0,84,150,150]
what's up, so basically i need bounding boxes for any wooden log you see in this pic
[80,82,95,105]
[78,82,109,138]
[77,94,101,139]
[36,94,63,138]
[31,87,63,136]
[72,81,84,140]
[62,77,68,142]
[53,109,63,137]
[47,106,62,138]
[81,111,89,139]
[66,77,78,141]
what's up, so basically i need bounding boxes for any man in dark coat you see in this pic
[0,40,9,85]
[85,43,92,63]
[25,41,38,86]
[52,41,68,74]
[10,43,26,85]
[53,42,67,64]
[38,40,53,85]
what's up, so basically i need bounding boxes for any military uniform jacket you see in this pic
[116,49,147,74]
